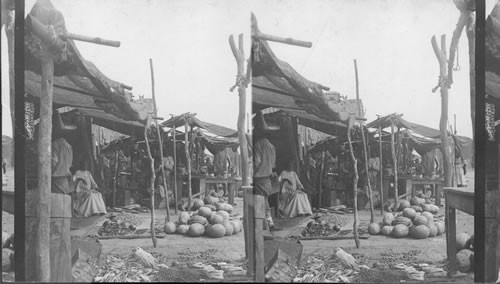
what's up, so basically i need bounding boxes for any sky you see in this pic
[2,0,495,139]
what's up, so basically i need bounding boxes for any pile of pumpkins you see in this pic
[456,232,474,273]
[164,198,243,238]
[367,199,445,239]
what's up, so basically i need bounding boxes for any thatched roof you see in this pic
[24,0,152,124]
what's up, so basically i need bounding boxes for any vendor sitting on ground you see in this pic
[279,162,313,218]
[73,162,107,217]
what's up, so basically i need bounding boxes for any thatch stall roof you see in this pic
[161,113,238,138]
[24,0,152,125]
[486,1,500,99]
[366,114,441,138]
[251,14,361,126]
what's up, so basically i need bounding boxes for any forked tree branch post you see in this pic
[171,128,178,214]
[150,58,170,222]
[144,117,158,248]
[347,117,360,249]
[378,123,384,214]
[184,116,192,209]
[354,59,374,223]
[431,35,452,192]
[390,117,399,207]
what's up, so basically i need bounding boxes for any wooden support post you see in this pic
[347,117,360,249]
[184,117,192,208]
[172,128,178,214]
[378,124,384,214]
[150,58,170,222]
[35,45,54,283]
[318,151,326,207]
[254,194,266,282]
[243,186,255,277]
[390,118,399,206]
[144,118,157,248]
[112,150,119,207]
[354,59,374,222]
[431,35,452,189]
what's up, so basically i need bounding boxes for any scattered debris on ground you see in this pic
[97,212,146,237]
[300,213,347,238]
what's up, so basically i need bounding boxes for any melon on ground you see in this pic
[164,222,177,234]
[435,222,445,235]
[393,216,412,227]
[231,220,242,234]
[421,212,434,223]
[178,212,190,224]
[191,198,204,211]
[205,224,226,238]
[427,222,438,237]
[456,249,474,273]
[381,225,394,236]
[410,225,430,239]
[198,207,213,218]
[224,222,234,236]
[456,233,471,251]
[382,213,395,226]
[429,204,440,214]
[216,210,230,221]
[209,213,224,225]
[421,204,433,213]
[398,200,411,211]
[187,223,205,237]
[188,216,208,226]
[176,224,189,235]
[402,208,417,219]
[368,223,381,235]
[413,215,428,226]
[392,224,409,238]
[410,205,423,213]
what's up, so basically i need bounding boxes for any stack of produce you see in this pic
[456,232,474,273]
[164,198,243,238]
[367,199,444,240]
[301,214,345,237]
[97,213,141,236]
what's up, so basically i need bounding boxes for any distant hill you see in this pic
[2,135,13,166]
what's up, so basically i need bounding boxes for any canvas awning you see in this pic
[24,0,152,124]
[161,113,238,138]
[196,131,239,156]
[366,114,441,138]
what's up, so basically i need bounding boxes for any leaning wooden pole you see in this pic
[184,116,192,208]
[318,151,326,207]
[390,118,399,206]
[172,128,178,214]
[144,118,158,248]
[354,59,374,222]
[150,58,170,222]
[431,35,452,188]
[378,124,384,214]
[112,150,119,207]
[35,44,54,283]
[347,117,360,249]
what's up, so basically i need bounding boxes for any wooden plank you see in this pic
[254,195,265,282]
[378,124,384,214]
[144,117,157,248]
[184,118,192,208]
[445,203,456,275]
[172,128,178,214]
[390,119,398,206]
[112,150,119,207]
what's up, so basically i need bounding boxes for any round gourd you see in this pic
[382,213,395,226]
[191,198,204,211]
[187,223,205,237]
[209,214,224,225]
[427,222,438,237]
[188,216,208,226]
[231,220,242,234]
[410,196,424,206]
[223,204,233,213]
[205,224,226,238]
[216,210,230,221]
[402,208,417,219]
[393,216,412,227]
[205,204,216,211]
[411,225,430,239]
[421,204,432,213]
[421,212,434,223]
[413,215,428,226]
[190,210,199,217]
[456,249,474,273]
[381,225,394,236]
[176,224,189,235]
[429,204,440,214]
[198,207,213,218]
[368,223,381,235]
[178,212,190,225]
[435,222,445,235]
[456,233,471,251]
[224,222,234,236]
[204,196,216,206]
[392,224,409,238]
[398,200,411,211]
[164,222,177,234]
[410,205,423,213]
[215,202,224,211]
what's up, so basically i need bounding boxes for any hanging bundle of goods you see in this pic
[367,198,444,240]
[163,198,243,239]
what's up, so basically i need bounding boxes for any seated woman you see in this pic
[279,163,313,218]
[73,163,107,217]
